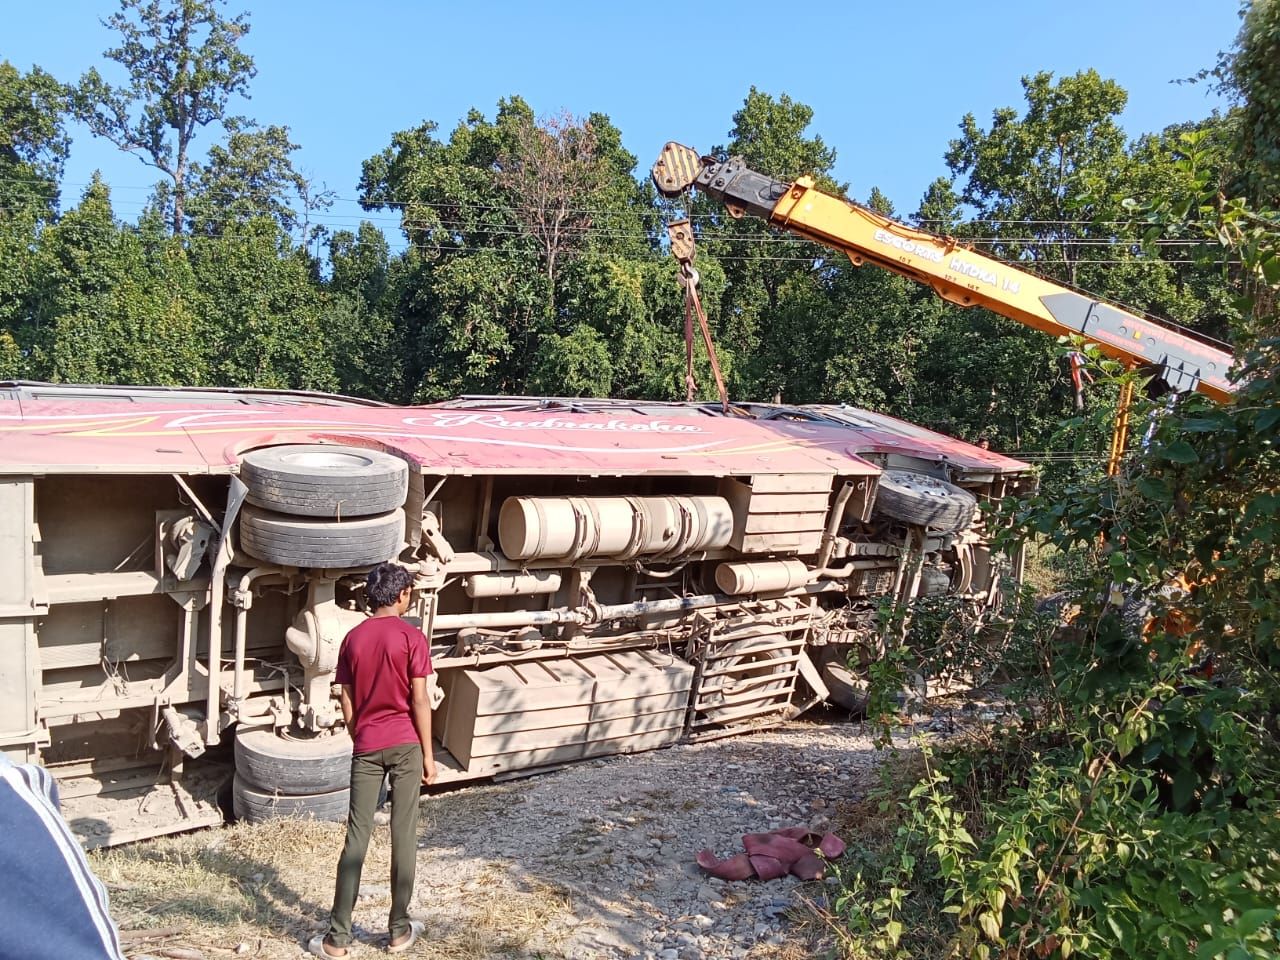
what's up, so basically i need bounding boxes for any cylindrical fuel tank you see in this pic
[714,558,810,595]
[498,495,733,561]
[464,570,563,598]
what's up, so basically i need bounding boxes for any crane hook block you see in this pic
[667,218,696,265]
[652,142,705,197]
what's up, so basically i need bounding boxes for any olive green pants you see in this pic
[326,742,422,947]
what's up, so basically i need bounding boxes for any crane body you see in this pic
[652,143,1234,406]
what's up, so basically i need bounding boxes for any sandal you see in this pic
[387,920,424,954]
[308,935,349,958]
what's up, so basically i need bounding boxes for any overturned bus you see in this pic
[0,382,1031,846]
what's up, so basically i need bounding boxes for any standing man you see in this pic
[311,562,438,958]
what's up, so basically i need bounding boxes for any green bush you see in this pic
[832,139,1280,960]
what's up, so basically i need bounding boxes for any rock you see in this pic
[659,950,679,960]
[653,873,680,894]
[693,914,714,930]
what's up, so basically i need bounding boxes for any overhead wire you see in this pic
[0,196,1239,261]
[0,173,1239,228]
[0,183,1232,256]
[0,209,1237,266]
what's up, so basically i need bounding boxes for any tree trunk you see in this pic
[172,155,186,236]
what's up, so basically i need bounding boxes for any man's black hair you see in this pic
[365,562,415,610]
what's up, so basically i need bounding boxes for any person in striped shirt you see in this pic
[0,752,125,960]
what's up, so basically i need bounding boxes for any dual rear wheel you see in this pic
[231,443,410,820]
[231,726,352,824]
[236,444,410,568]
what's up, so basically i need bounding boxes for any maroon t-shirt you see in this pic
[335,616,433,755]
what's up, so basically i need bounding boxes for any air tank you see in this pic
[464,570,563,598]
[498,495,733,562]
[714,558,810,595]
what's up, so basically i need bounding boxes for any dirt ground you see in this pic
[92,713,890,960]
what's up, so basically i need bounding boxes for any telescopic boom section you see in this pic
[652,142,1235,403]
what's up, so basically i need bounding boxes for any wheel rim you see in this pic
[277,450,375,469]
[886,471,955,501]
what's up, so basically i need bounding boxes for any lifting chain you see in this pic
[668,219,729,413]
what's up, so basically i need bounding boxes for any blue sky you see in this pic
[5,1,1243,230]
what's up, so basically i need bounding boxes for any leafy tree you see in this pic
[946,70,1130,285]
[528,323,614,396]
[186,220,336,390]
[323,223,400,400]
[0,61,69,217]
[22,178,206,384]
[360,99,546,398]
[29,176,125,339]
[823,265,948,413]
[329,221,390,306]
[693,88,845,399]
[185,119,333,240]
[0,61,71,371]
[718,87,838,184]
[493,109,607,313]
[556,251,730,399]
[1229,0,1280,206]
[74,0,255,235]
[361,98,676,401]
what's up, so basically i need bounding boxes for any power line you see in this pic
[2,198,1240,255]
[2,173,1254,231]
[0,212,1239,266]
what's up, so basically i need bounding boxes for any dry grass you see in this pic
[90,817,575,960]
[91,820,344,957]
[420,865,574,960]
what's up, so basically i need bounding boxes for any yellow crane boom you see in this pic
[652,142,1234,406]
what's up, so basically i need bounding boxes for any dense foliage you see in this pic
[829,8,1280,957]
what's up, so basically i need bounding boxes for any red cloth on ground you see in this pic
[335,616,432,754]
[696,827,847,881]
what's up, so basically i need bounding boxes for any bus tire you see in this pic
[240,444,408,519]
[231,774,349,824]
[234,726,352,795]
[238,505,404,569]
[873,470,977,532]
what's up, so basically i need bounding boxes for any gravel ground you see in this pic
[411,714,882,960]
[102,713,887,960]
